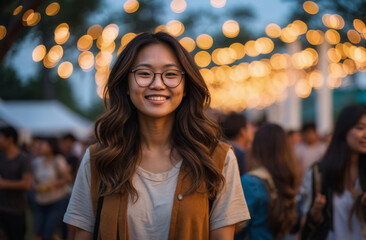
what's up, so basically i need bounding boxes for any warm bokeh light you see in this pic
[87,24,103,40]
[32,44,47,62]
[255,37,274,54]
[353,19,366,33]
[102,24,119,44]
[328,62,346,78]
[306,30,324,45]
[45,2,60,16]
[179,37,195,52]
[124,0,139,13]
[303,1,319,15]
[196,34,213,49]
[293,20,308,35]
[210,0,226,8]
[0,25,6,40]
[327,76,342,89]
[13,5,23,15]
[270,53,290,70]
[248,61,271,78]
[347,30,361,44]
[166,20,184,37]
[222,20,240,38]
[343,59,357,75]
[54,23,70,45]
[121,32,137,49]
[95,51,113,69]
[292,49,317,69]
[244,40,259,57]
[229,43,245,59]
[322,14,345,29]
[265,23,281,38]
[57,61,73,79]
[43,54,57,68]
[308,70,324,89]
[280,27,298,43]
[22,9,34,23]
[327,48,341,63]
[325,29,340,45]
[78,51,95,71]
[295,79,312,98]
[77,35,93,51]
[22,10,41,26]
[194,51,211,68]
[48,45,63,63]
[170,0,187,13]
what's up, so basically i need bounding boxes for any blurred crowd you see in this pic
[0,103,365,240]
[0,130,87,240]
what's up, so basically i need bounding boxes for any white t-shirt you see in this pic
[301,169,363,240]
[64,148,250,239]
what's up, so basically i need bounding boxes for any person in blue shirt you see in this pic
[239,123,302,240]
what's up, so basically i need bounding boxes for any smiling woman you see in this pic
[63,32,250,240]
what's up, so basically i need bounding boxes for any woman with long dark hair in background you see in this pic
[64,32,250,240]
[301,105,366,240]
[239,123,302,240]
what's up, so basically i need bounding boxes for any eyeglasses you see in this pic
[130,69,185,88]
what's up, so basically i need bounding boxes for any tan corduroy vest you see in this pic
[89,141,231,240]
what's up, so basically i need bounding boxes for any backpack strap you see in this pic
[248,167,278,199]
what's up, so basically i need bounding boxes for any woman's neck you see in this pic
[138,113,175,151]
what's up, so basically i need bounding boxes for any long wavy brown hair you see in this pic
[250,123,302,239]
[93,32,224,199]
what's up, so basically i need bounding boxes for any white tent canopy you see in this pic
[0,100,93,142]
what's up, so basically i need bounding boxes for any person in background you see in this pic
[301,105,366,240]
[59,133,81,182]
[239,123,302,240]
[287,129,302,148]
[32,137,71,240]
[0,126,32,240]
[220,112,253,176]
[295,122,327,176]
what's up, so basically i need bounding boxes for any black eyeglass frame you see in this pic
[129,69,185,88]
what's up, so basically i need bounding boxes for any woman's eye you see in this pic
[137,71,152,77]
[165,72,178,77]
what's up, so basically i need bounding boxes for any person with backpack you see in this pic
[63,32,250,240]
[301,104,366,240]
[239,123,302,239]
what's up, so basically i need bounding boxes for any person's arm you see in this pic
[69,227,92,240]
[210,225,235,240]
[0,173,32,190]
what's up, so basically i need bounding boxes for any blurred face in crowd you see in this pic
[346,115,366,154]
[302,129,318,145]
[244,123,256,151]
[39,141,52,156]
[0,133,11,151]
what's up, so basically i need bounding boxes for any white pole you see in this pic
[283,40,302,130]
[316,42,333,136]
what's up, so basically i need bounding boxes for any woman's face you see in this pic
[128,43,185,119]
[346,114,366,154]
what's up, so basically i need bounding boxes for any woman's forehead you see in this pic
[133,43,180,67]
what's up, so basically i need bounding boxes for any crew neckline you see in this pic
[136,160,183,182]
